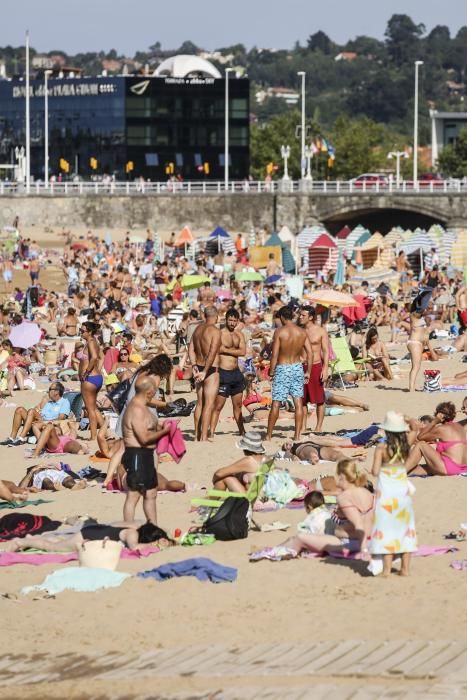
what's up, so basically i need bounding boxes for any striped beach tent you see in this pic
[400,230,434,255]
[384,226,404,247]
[359,232,384,269]
[441,229,457,265]
[296,224,327,251]
[450,230,467,269]
[345,225,371,259]
[308,233,338,276]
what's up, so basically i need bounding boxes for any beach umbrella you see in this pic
[70,242,88,251]
[235,271,264,282]
[175,226,194,246]
[306,289,359,308]
[216,289,232,300]
[9,321,42,349]
[209,226,229,239]
[166,274,209,292]
[264,274,282,285]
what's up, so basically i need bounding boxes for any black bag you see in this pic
[107,378,132,414]
[201,497,249,541]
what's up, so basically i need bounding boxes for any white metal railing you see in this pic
[0,179,465,196]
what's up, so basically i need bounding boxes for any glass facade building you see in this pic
[0,75,249,180]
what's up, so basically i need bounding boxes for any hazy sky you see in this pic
[4,0,467,54]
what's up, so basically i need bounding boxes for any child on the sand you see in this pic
[369,411,417,577]
[297,491,332,535]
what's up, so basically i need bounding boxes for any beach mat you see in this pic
[0,545,161,567]
[0,499,52,510]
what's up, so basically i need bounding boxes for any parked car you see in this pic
[349,174,389,189]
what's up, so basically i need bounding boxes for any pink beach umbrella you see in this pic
[9,321,42,349]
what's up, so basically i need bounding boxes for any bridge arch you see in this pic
[320,205,447,235]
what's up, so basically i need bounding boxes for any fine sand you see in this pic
[1,241,467,697]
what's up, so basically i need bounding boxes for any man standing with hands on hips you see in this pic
[298,306,329,432]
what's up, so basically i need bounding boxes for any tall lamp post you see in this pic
[25,29,30,193]
[297,71,306,178]
[224,67,234,191]
[413,60,424,185]
[387,150,409,188]
[44,69,52,187]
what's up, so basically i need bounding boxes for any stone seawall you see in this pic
[0,192,465,234]
[0,194,278,234]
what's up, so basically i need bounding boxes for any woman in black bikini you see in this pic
[1,520,172,553]
[282,440,365,465]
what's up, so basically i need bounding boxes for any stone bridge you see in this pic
[0,191,465,235]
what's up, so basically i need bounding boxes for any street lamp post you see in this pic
[25,29,30,193]
[224,67,234,191]
[297,71,306,178]
[44,69,52,187]
[387,150,409,188]
[413,60,424,185]
[304,145,313,180]
[280,145,291,180]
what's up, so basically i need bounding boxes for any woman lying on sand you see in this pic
[0,520,172,553]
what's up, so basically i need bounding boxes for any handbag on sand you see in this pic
[77,539,123,570]
[423,369,441,392]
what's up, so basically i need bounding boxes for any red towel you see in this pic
[156,419,186,464]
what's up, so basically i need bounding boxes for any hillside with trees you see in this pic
[1,14,466,178]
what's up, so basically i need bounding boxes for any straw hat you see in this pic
[236,431,265,454]
[381,411,408,433]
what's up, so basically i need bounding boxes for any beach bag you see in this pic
[77,539,122,570]
[107,378,131,414]
[264,469,303,506]
[423,369,441,392]
[201,497,249,541]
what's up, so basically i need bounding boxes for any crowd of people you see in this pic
[0,224,466,579]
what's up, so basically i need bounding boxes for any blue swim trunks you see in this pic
[272,363,304,402]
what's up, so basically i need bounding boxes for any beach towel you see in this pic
[21,567,131,594]
[0,513,61,541]
[0,499,51,511]
[0,545,161,567]
[250,544,458,563]
[451,559,467,570]
[138,557,237,583]
[156,419,186,463]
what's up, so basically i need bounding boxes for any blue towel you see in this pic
[350,424,380,446]
[138,557,237,584]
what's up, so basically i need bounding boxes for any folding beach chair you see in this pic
[328,336,369,390]
[191,456,275,520]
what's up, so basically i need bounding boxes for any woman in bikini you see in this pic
[405,401,467,476]
[362,327,393,380]
[282,439,366,465]
[58,308,79,337]
[277,459,374,555]
[407,311,438,392]
[79,321,104,441]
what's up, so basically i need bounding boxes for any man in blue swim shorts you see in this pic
[266,306,312,442]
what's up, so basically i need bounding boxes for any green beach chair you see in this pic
[191,456,275,512]
[329,336,369,390]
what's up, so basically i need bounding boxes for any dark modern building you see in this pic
[0,56,249,180]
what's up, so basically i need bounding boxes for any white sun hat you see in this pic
[381,411,409,433]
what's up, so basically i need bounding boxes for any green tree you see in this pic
[437,128,467,177]
[307,31,334,55]
[385,14,425,65]
[250,110,321,179]
[330,116,395,179]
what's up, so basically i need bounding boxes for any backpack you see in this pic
[107,378,132,413]
[201,497,249,541]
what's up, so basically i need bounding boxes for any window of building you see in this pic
[230,126,248,146]
[175,153,184,167]
[145,153,159,166]
[231,98,248,118]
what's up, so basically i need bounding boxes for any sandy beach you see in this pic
[0,234,466,699]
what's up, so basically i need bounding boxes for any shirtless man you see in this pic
[29,258,40,285]
[456,285,467,330]
[189,306,221,441]
[210,308,246,436]
[266,306,312,441]
[121,376,170,523]
[298,306,329,432]
[198,281,216,308]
